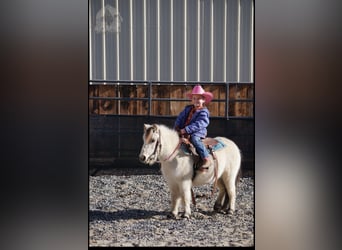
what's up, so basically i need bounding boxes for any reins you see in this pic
[163,140,182,161]
[155,127,182,163]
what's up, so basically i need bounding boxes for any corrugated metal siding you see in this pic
[89,0,254,82]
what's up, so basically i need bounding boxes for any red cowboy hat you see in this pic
[186,85,213,103]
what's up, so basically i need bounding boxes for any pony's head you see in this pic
[139,124,161,165]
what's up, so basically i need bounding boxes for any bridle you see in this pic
[148,126,182,163]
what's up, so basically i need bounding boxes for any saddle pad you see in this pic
[180,138,226,155]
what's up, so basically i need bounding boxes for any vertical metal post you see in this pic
[148,81,152,116]
[117,84,121,115]
[237,0,241,82]
[101,0,107,82]
[226,83,230,120]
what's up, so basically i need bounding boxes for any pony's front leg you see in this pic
[181,181,192,219]
[170,186,181,219]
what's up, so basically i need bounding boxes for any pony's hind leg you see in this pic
[214,178,227,212]
[222,174,237,214]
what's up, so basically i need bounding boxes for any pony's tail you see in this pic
[235,167,242,187]
[235,150,242,187]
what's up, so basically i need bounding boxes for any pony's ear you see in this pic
[152,124,158,131]
[144,124,151,132]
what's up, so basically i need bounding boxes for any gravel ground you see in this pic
[89,168,254,247]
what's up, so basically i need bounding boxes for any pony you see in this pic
[139,123,242,219]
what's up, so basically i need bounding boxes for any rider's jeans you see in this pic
[190,135,209,159]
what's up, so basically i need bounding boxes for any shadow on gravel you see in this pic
[90,167,161,176]
[89,209,169,221]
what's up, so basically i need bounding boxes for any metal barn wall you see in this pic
[89,0,254,82]
[89,0,254,175]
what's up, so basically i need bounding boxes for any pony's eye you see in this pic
[151,139,155,143]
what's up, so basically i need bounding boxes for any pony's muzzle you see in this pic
[139,154,147,163]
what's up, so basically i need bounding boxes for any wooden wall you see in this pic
[89,84,254,176]
[89,84,253,118]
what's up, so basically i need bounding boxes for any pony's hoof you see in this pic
[228,210,234,215]
[182,214,191,220]
[167,212,180,219]
[213,204,222,211]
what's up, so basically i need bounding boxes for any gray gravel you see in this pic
[89,169,254,247]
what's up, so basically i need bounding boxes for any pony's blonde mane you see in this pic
[157,124,178,137]
[157,124,180,159]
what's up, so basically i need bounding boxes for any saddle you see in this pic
[180,136,224,170]
[181,137,224,156]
